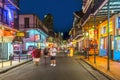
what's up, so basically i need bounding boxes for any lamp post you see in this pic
[88,26,89,60]
[1,27,4,68]
[107,1,110,71]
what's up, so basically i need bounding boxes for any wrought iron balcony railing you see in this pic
[19,24,48,34]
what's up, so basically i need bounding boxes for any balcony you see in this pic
[82,0,120,28]
[82,0,108,26]
[19,24,48,34]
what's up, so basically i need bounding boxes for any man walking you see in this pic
[49,45,57,67]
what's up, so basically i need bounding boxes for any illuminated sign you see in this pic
[35,34,40,41]
[89,28,94,39]
[16,32,25,37]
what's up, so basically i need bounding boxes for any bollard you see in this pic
[9,54,13,66]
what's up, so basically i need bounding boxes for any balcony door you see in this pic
[24,17,29,28]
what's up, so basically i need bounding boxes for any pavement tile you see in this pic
[77,55,120,80]
[0,59,32,73]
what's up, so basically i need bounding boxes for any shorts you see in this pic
[50,56,56,60]
[33,58,40,62]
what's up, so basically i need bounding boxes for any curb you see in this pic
[0,59,32,74]
[80,58,115,80]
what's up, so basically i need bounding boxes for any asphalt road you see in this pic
[0,53,109,80]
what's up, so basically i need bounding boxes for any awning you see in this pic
[83,0,120,28]
[0,24,19,32]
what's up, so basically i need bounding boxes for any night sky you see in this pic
[19,0,82,33]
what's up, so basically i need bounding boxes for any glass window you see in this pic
[25,32,29,38]
[24,17,29,28]
[116,40,120,51]
[101,26,106,34]
[3,10,7,24]
[118,17,120,28]
[0,8,2,22]
[100,38,107,49]
[100,39,104,49]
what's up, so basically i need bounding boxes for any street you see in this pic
[0,53,110,80]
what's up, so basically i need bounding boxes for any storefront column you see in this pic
[88,26,90,60]
[1,27,4,68]
[94,15,96,64]
[107,1,110,71]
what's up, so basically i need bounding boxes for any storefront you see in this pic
[99,17,114,58]
[23,29,47,54]
[0,25,18,60]
[114,16,120,60]
[77,37,84,52]
[89,28,98,55]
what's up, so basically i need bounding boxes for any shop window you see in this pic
[118,17,120,28]
[103,27,106,34]
[116,40,120,51]
[101,26,106,34]
[100,38,107,49]
[111,36,114,50]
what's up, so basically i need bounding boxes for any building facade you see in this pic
[0,0,19,60]
[71,0,120,61]
[18,14,48,54]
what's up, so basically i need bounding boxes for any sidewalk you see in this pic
[78,55,120,80]
[0,59,32,73]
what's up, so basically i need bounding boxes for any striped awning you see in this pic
[83,0,120,28]
[97,0,120,16]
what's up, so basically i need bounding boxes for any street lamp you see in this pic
[107,1,110,71]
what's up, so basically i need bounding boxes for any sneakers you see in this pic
[50,64,53,66]
[53,64,56,67]
[50,64,56,67]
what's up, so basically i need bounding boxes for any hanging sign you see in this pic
[16,32,25,37]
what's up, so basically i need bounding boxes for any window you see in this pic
[24,17,29,28]
[25,32,29,38]
[116,40,120,51]
[103,27,106,33]
[118,17,120,28]
[0,8,2,22]
[100,38,107,49]
[101,26,106,34]
[3,10,7,24]
[0,8,8,24]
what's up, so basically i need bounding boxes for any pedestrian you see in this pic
[31,48,41,66]
[43,47,49,64]
[44,47,49,57]
[49,45,57,67]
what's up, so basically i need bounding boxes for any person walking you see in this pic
[32,48,41,66]
[43,47,49,64]
[49,45,57,67]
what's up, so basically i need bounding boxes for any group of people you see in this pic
[31,45,57,67]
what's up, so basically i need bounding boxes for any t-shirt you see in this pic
[32,49,41,58]
[50,48,57,56]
